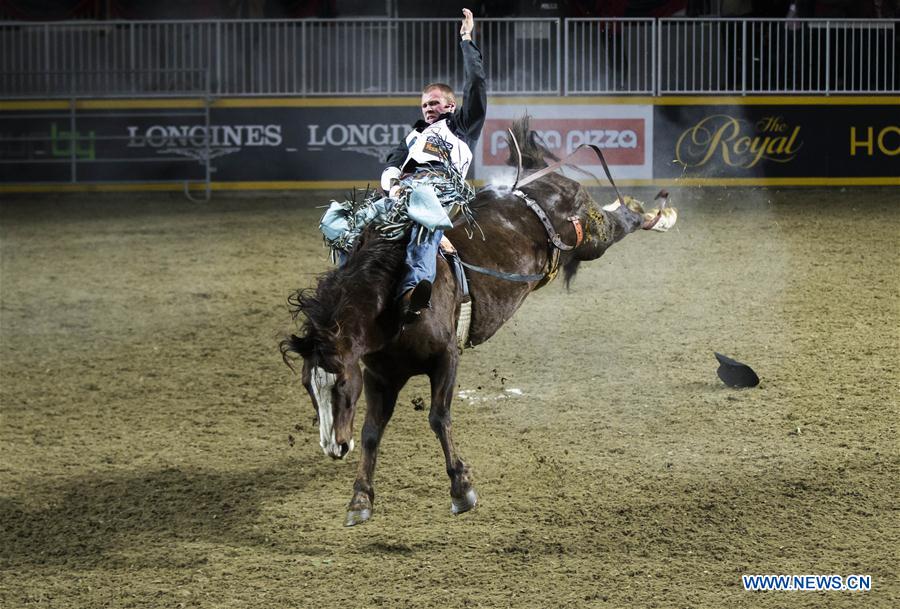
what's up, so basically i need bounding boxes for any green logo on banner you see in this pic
[50,122,96,160]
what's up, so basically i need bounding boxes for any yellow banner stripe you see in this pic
[77,99,206,109]
[0,100,70,110]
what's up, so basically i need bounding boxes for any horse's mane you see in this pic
[280,227,405,371]
[505,115,559,170]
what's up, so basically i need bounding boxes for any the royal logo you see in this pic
[675,115,802,169]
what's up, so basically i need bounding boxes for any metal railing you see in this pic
[0,22,212,97]
[566,18,656,94]
[658,18,898,94]
[1,18,897,97]
[218,19,561,96]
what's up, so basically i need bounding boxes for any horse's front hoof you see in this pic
[345,508,372,527]
[345,492,373,526]
[451,488,478,515]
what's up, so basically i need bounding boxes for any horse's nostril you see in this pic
[339,442,350,457]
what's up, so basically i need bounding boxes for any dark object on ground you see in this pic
[715,352,760,388]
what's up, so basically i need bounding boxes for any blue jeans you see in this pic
[400,225,442,296]
[335,224,441,297]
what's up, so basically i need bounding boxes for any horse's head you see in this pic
[560,186,676,287]
[301,353,362,460]
[503,118,675,278]
[281,233,406,460]
[282,332,363,460]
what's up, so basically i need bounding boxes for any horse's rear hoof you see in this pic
[345,508,372,527]
[451,488,478,515]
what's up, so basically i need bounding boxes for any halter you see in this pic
[513,189,583,252]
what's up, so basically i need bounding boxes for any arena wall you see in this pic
[1,95,898,192]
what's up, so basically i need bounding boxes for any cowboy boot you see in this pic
[401,280,432,323]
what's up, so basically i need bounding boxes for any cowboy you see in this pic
[379,7,487,322]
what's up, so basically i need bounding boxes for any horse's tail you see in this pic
[505,115,558,170]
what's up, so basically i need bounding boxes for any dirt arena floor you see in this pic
[1,186,898,608]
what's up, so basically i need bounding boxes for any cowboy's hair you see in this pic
[422,83,456,106]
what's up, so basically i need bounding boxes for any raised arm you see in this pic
[454,8,487,146]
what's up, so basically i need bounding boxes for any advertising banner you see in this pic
[1,109,210,183]
[654,104,899,181]
[476,103,654,186]
[2,98,897,189]
[0,104,422,185]
[278,105,421,181]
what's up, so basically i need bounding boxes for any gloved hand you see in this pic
[380,165,401,192]
[460,8,474,40]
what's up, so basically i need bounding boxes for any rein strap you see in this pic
[458,259,545,283]
[514,143,624,205]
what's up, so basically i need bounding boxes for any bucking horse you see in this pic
[280,117,677,526]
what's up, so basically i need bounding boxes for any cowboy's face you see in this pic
[421,89,455,124]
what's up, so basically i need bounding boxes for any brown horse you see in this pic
[280,118,674,526]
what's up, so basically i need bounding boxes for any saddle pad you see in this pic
[319,201,351,242]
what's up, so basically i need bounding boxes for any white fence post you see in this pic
[741,19,747,96]
[825,20,831,95]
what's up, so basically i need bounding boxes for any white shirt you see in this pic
[402,118,473,179]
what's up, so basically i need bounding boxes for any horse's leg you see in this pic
[345,369,399,526]
[429,349,477,515]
